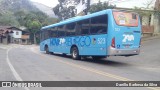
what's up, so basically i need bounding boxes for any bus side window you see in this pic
[80,19,90,35]
[47,30,50,39]
[43,29,49,40]
[75,22,81,35]
[90,15,108,34]
[58,25,65,37]
[50,27,57,37]
[66,22,76,36]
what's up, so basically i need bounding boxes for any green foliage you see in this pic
[0,0,59,44]
[89,1,115,13]
[14,10,27,26]
[0,13,20,26]
[27,20,42,33]
[43,17,59,26]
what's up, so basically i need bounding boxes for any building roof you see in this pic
[0,26,23,31]
[0,26,17,36]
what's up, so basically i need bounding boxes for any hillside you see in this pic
[32,2,57,18]
[0,0,38,14]
[0,0,58,26]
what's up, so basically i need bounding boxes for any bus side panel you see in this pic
[40,41,45,51]
[58,37,71,54]
[49,35,108,56]
[40,39,50,51]
[49,37,72,54]
[77,35,107,56]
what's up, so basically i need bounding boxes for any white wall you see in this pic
[12,30,22,39]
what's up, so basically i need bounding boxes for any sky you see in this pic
[30,0,59,7]
[30,0,156,8]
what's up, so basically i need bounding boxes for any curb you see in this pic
[142,35,160,42]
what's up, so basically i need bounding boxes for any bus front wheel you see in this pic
[71,47,81,60]
[45,46,49,54]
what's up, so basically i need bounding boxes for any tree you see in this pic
[89,1,115,13]
[43,17,59,26]
[26,20,42,44]
[14,10,58,44]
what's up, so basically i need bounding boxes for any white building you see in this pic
[0,26,30,44]
[10,27,30,44]
[10,29,22,44]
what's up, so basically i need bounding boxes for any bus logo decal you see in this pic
[123,34,134,42]
[59,38,66,44]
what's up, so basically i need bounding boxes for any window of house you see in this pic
[90,15,108,34]
[16,31,19,35]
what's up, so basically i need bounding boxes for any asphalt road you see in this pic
[0,37,160,90]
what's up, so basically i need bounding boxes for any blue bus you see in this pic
[40,9,141,60]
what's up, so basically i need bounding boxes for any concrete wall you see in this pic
[154,15,160,35]
[2,34,9,44]
[141,13,160,35]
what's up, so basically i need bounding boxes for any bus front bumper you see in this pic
[107,47,140,56]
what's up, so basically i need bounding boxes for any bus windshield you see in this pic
[113,11,139,27]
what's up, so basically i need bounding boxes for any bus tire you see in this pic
[92,56,106,60]
[45,45,49,54]
[71,47,81,60]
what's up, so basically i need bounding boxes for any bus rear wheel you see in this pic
[71,47,80,60]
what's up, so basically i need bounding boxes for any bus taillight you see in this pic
[111,37,115,48]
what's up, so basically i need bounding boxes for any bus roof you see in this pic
[41,9,137,30]
[41,9,113,30]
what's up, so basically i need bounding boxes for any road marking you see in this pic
[6,47,30,90]
[31,48,130,81]
[31,47,160,90]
